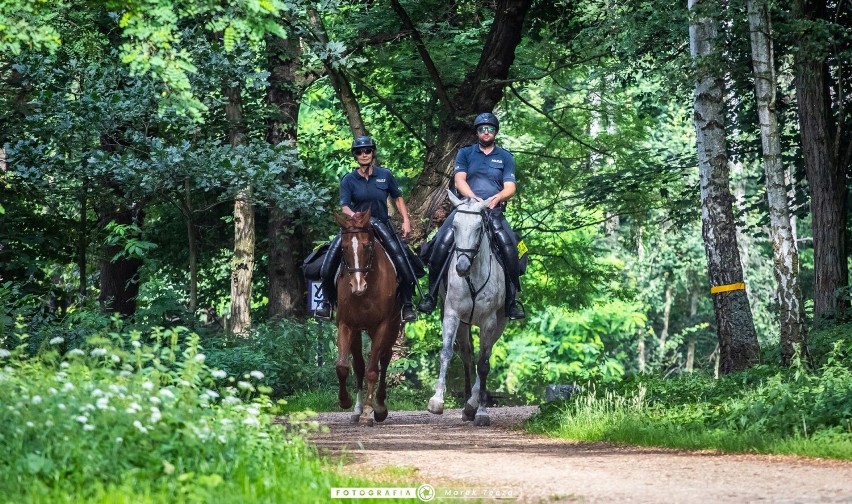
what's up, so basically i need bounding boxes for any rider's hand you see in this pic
[487,196,501,209]
[401,219,411,237]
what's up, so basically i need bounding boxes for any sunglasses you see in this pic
[477,125,496,134]
[353,148,374,156]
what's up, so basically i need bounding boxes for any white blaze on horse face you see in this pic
[350,234,367,294]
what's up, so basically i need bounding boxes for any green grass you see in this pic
[527,381,852,460]
[279,385,445,414]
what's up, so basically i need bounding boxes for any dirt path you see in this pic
[311,406,852,503]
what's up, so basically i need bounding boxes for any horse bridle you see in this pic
[453,208,487,264]
[340,226,375,276]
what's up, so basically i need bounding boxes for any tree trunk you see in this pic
[659,284,672,365]
[307,7,367,136]
[747,0,808,364]
[792,0,848,321]
[184,179,198,324]
[407,0,533,240]
[266,34,313,321]
[226,84,254,336]
[98,206,143,316]
[689,0,760,374]
[686,291,698,372]
[77,175,88,299]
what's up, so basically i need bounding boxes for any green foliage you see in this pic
[0,325,352,501]
[203,319,339,398]
[491,302,640,401]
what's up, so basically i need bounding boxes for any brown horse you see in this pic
[333,208,402,426]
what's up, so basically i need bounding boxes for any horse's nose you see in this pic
[456,257,471,277]
[351,275,367,295]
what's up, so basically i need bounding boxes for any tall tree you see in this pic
[405,0,533,238]
[226,83,254,336]
[265,34,316,320]
[689,0,760,373]
[747,0,807,364]
[791,0,850,321]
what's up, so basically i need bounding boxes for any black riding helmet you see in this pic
[351,135,377,156]
[473,112,499,132]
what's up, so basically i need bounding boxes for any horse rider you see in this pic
[417,112,525,320]
[314,135,420,323]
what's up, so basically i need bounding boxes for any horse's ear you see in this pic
[334,212,349,227]
[447,189,463,208]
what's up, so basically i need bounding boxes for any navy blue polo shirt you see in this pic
[339,166,402,222]
[453,144,516,199]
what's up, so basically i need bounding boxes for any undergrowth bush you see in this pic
[0,325,361,502]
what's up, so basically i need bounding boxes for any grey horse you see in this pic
[428,190,508,426]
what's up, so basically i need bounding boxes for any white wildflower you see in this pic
[194,353,206,363]
[59,361,70,369]
[158,388,175,400]
[111,354,121,364]
[26,421,34,428]
[249,370,264,380]
[243,416,260,427]
[115,437,123,444]
[131,340,141,348]
[141,381,154,391]
[133,420,148,434]
[90,348,107,357]
[149,396,161,405]
[57,403,66,410]
[68,349,85,357]
[126,402,142,414]
[96,397,110,410]
[246,407,260,416]
[31,396,42,405]
[62,382,75,392]
[222,396,241,406]
[91,389,104,397]
[150,407,162,424]
[75,415,88,424]
[0,349,11,358]
[237,381,253,391]
[48,387,57,395]
[119,371,132,378]
[49,337,64,345]
[203,389,220,400]
[211,369,227,379]
[83,424,95,431]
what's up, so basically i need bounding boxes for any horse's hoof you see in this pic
[359,416,375,427]
[427,399,444,415]
[462,404,476,421]
[339,396,353,410]
[349,413,361,424]
[374,408,388,423]
[473,414,490,427]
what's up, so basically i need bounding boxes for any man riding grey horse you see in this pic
[417,112,525,320]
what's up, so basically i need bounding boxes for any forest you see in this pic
[0,0,851,501]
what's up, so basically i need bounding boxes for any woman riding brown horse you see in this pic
[333,208,401,426]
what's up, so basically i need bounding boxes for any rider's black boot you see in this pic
[314,234,341,321]
[400,283,417,322]
[492,220,525,321]
[417,217,456,314]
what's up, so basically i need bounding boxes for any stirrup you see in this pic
[314,302,333,321]
[402,304,417,322]
[506,301,525,320]
[417,295,437,314]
